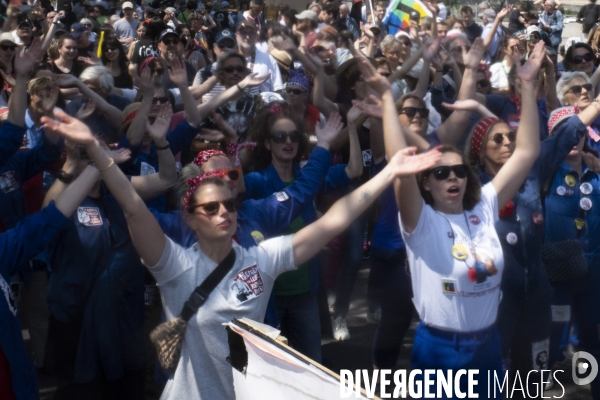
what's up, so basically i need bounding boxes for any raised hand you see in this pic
[198,128,226,142]
[316,112,344,145]
[146,103,173,144]
[239,72,270,89]
[76,98,96,120]
[0,69,16,88]
[583,151,600,173]
[42,85,59,114]
[442,99,483,112]
[355,52,390,95]
[77,51,101,66]
[14,37,43,77]
[54,10,65,22]
[423,37,441,62]
[463,37,485,70]
[41,108,96,145]
[167,58,188,87]
[271,34,296,52]
[109,147,132,164]
[347,106,363,125]
[139,66,155,97]
[212,111,237,142]
[389,147,443,178]
[496,5,512,20]
[440,49,456,66]
[55,73,80,88]
[517,41,546,81]
[352,95,383,119]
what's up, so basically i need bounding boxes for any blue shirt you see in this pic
[0,203,67,400]
[485,94,550,140]
[66,94,132,143]
[370,158,404,250]
[539,10,564,47]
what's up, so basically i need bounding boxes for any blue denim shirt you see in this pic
[480,115,587,296]
[540,10,564,47]
[0,121,27,170]
[0,202,67,400]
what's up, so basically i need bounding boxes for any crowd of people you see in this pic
[0,0,599,398]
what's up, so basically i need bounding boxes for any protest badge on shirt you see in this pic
[140,161,157,176]
[507,114,520,131]
[0,171,19,193]
[77,207,103,226]
[362,149,372,167]
[231,265,264,304]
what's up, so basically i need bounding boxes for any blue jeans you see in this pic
[333,213,367,318]
[369,248,414,369]
[412,322,503,399]
[275,292,322,362]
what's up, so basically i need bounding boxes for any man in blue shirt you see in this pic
[540,0,564,52]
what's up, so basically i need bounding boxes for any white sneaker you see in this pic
[332,316,351,341]
[366,308,381,324]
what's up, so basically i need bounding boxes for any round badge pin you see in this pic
[580,198,592,211]
[565,175,576,187]
[556,186,566,196]
[575,218,586,230]
[452,244,468,260]
[580,182,593,195]
[506,232,518,245]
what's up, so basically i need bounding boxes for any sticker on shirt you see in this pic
[251,230,264,245]
[532,212,544,225]
[556,186,566,196]
[274,191,289,202]
[441,278,458,295]
[0,171,19,193]
[468,214,481,225]
[77,207,103,226]
[551,305,570,322]
[231,265,264,304]
[580,182,593,195]
[506,232,518,245]
[0,273,16,316]
[532,339,550,371]
[507,114,520,131]
[565,174,576,187]
[362,149,372,167]
[140,161,156,176]
[580,197,592,211]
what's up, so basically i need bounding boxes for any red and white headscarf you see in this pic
[183,170,227,210]
[470,117,502,161]
[192,150,227,168]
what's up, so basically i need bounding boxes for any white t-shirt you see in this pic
[399,183,504,332]
[489,61,510,90]
[145,235,295,399]
[246,49,283,95]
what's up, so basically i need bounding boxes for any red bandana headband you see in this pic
[471,117,501,160]
[547,106,576,135]
[183,170,227,210]
[192,150,227,168]
[509,93,521,116]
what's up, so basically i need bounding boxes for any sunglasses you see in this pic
[567,83,593,94]
[477,79,490,88]
[222,66,246,73]
[192,198,238,215]
[216,168,241,181]
[286,87,306,95]
[216,41,236,49]
[271,130,301,144]
[162,38,180,46]
[429,165,468,180]
[152,96,169,104]
[491,131,517,144]
[572,53,593,64]
[400,107,429,118]
[0,44,16,51]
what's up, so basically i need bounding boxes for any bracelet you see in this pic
[236,83,243,92]
[97,158,114,172]
[155,142,170,150]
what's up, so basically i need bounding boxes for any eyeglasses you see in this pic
[429,165,468,180]
[214,168,241,181]
[221,65,246,74]
[162,38,180,46]
[572,53,594,64]
[567,83,594,94]
[271,130,301,144]
[216,41,236,49]
[152,96,169,104]
[0,44,16,51]
[286,87,306,95]
[192,198,238,215]
[400,107,429,118]
[491,131,517,144]
[476,79,490,88]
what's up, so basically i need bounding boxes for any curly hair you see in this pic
[417,146,482,211]
[246,107,309,172]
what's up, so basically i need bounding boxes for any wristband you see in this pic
[155,142,170,150]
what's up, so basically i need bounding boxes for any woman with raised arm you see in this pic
[355,41,546,396]
[42,109,441,400]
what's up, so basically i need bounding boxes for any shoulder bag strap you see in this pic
[180,248,236,322]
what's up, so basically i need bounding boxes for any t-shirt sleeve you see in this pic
[398,199,435,242]
[144,237,193,284]
[481,182,499,223]
[256,234,295,278]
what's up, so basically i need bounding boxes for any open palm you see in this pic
[42,108,96,145]
[147,104,172,142]
[389,147,442,177]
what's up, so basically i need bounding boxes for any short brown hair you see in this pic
[28,76,56,97]
[417,146,482,211]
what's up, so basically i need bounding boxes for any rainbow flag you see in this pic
[383,0,433,35]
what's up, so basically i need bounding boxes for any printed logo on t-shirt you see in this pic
[77,207,103,226]
[468,214,481,225]
[231,265,264,304]
[441,278,458,295]
[532,339,550,371]
[507,114,520,130]
[362,149,372,167]
[140,161,156,176]
[551,305,571,322]
[0,171,19,193]
[0,273,17,316]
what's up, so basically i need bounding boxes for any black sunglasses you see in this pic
[429,165,468,180]
[192,198,238,215]
[567,83,594,94]
[400,107,429,118]
[216,41,236,49]
[0,44,16,51]
[271,130,301,144]
[286,87,306,95]
[491,131,516,144]
[477,79,490,88]
[162,38,180,46]
[221,66,246,74]
[152,96,169,104]
[572,53,593,64]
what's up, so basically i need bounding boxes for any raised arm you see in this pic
[483,7,510,50]
[41,11,65,55]
[492,42,544,208]
[126,67,155,146]
[292,146,440,265]
[168,57,201,127]
[42,109,167,267]
[9,38,43,127]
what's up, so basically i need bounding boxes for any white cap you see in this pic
[295,10,317,22]
[526,25,541,35]
[0,32,17,45]
[122,1,134,9]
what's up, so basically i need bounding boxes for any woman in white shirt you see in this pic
[41,109,441,400]
[355,42,546,397]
